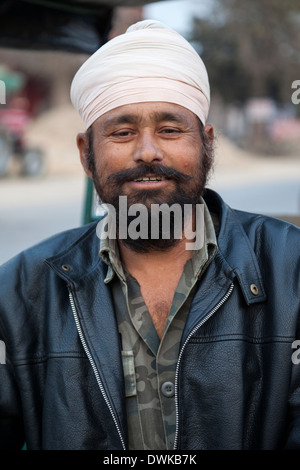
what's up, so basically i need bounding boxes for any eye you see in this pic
[114,131,131,136]
[160,127,182,136]
[111,129,135,139]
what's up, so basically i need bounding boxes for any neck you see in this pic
[118,205,199,281]
[118,235,195,341]
[118,237,193,279]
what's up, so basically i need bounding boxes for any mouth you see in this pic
[133,176,166,183]
[126,174,170,191]
[107,165,192,187]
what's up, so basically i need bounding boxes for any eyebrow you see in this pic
[103,111,188,131]
[103,114,140,131]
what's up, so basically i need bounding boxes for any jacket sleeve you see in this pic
[284,224,300,450]
[284,337,300,449]
[0,355,25,449]
[0,258,25,449]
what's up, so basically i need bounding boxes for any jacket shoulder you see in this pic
[7,221,96,259]
[0,222,98,284]
[205,187,300,246]
[233,208,300,244]
[233,209,300,290]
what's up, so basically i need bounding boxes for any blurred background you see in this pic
[0,0,299,264]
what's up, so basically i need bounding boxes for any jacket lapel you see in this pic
[204,189,267,305]
[45,223,127,446]
[182,189,268,344]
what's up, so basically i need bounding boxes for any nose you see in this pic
[133,130,163,164]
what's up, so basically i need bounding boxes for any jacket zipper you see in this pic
[68,290,126,450]
[173,281,235,450]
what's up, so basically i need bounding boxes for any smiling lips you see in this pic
[130,175,169,188]
[133,176,166,183]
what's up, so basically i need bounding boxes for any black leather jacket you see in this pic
[0,189,300,450]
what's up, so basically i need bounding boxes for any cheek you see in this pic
[94,143,132,175]
[93,150,118,178]
[177,154,201,175]
[167,138,201,172]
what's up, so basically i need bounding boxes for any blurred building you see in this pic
[0,5,144,112]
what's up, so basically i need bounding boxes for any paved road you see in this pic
[210,179,300,215]
[0,175,86,265]
[0,173,299,265]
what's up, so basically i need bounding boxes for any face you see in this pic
[77,102,214,251]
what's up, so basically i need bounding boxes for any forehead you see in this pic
[93,102,199,129]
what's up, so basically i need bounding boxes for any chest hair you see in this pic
[139,281,178,339]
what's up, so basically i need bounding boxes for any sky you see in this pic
[143,0,212,35]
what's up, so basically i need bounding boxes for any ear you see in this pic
[204,124,214,141]
[77,132,93,179]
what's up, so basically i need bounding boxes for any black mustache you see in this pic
[106,164,192,184]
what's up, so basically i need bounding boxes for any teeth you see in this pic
[134,176,164,182]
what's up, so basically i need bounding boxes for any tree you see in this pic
[190,0,300,106]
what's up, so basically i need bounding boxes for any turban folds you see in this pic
[70,19,210,129]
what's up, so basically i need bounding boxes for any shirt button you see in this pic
[161,381,175,398]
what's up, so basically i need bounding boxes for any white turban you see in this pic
[70,19,210,129]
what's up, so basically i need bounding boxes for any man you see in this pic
[0,20,300,451]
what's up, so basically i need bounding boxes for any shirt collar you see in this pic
[190,197,218,278]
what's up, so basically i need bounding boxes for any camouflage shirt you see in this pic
[99,199,218,450]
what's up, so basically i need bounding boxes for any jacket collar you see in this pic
[204,188,267,305]
[44,221,101,287]
[45,222,128,447]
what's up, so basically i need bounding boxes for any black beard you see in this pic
[93,162,206,253]
[117,186,199,253]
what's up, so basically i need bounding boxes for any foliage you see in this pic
[190,0,300,105]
